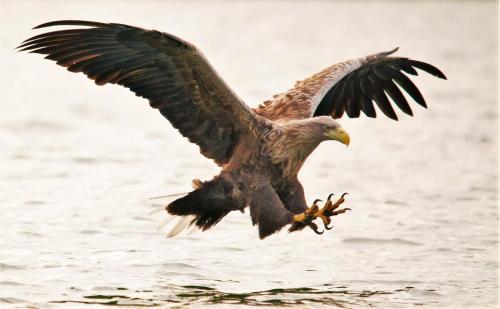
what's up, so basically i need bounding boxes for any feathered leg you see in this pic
[249,181,295,239]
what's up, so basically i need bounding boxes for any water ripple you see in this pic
[342,238,422,246]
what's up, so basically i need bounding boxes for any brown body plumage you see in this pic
[19,20,446,239]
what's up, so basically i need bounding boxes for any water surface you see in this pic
[0,1,498,308]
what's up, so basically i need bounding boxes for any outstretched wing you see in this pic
[19,20,261,165]
[254,48,446,122]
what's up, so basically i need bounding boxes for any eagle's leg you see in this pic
[315,193,351,230]
[289,199,324,235]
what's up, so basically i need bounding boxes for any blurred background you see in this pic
[0,1,498,308]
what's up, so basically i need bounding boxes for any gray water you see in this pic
[0,1,498,308]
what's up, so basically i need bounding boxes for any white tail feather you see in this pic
[187,223,199,235]
[147,191,197,238]
[149,192,190,200]
[167,215,195,238]
[148,192,188,210]
[156,215,176,231]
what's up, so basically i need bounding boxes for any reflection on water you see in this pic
[50,285,418,307]
[1,0,498,308]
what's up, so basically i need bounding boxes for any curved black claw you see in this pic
[324,222,334,230]
[308,222,324,235]
[327,193,334,201]
[313,199,323,204]
[341,192,349,199]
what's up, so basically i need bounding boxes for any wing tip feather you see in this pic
[367,47,399,61]
[408,59,447,80]
[33,20,107,30]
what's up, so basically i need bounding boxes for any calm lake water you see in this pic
[1,1,498,308]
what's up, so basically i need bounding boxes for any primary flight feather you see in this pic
[19,20,446,239]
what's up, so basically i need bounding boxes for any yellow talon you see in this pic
[292,199,324,234]
[316,212,332,227]
[293,199,321,223]
[291,194,350,235]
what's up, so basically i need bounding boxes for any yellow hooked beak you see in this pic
[325,127,350,146]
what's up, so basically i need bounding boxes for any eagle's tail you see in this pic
[166,176,241,232]
[149,192,197,237]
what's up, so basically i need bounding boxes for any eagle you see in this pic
[18,20,446,239]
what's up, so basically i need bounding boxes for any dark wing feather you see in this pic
[313,51,446,120]
[19,20,261,165]
[359,77,377,117]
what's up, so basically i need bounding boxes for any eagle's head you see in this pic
[306,116,350,146]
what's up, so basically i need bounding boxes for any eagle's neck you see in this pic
[264,121,324,177]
